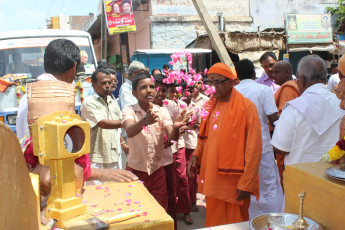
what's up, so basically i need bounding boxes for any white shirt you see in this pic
[271,83,345,165]
[235,79,278,155]
[327,73,339,91]
[16,73,57,142]
[119,79,138,110]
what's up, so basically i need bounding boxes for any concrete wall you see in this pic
[149,0,252,49]
[151,0,249,17]
[249,0,338,29]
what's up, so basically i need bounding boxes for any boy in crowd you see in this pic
[153,73,178,228]
[192,79,209,108]
[122,72,187,209]
[167,82,193,224]
[181,83,201,213]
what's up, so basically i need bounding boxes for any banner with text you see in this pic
[104,0,136,34]
[285,14,332,44]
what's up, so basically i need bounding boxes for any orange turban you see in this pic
[339,55,345,76]
[208,62,237,80]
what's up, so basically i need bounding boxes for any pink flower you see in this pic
[180,96,187,100]
[180,103,186,109]
[204,68,208,76]
[90,204,97,208]
[204,85,216,96]
[200,108,209,119]
[142,211,148,216]
[151,75,155,82]
[156,87,160,92]
[185,91,191,96]
[176,86,182,94]
[96,186,102,189]
[117,208,122,211]
[188,115,197,127]
[142,126,150,131]
[163,100,169,105]
[134,201,141,204]
[193,73,202,82]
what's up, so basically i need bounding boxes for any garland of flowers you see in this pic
[322,137,345,163]
[75,80,84,103]
[16,84,26,105]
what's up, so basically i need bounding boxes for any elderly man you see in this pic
[119,61,146,110]
[271,61,300,184]
[272,55,345,166]
[234,59,283,219]
[188,63,262,227]
[256,52,280,93]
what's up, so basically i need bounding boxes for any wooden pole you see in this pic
[192,0,233,66]
[120,33,130,82]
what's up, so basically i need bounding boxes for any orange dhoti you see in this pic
[205,196,250,227]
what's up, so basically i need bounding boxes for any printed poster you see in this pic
[104,0,136,34]
[285,14,333,44]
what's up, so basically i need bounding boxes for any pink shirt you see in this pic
[122,103,173,174]
[255,73,280,93]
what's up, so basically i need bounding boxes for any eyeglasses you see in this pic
[206,78,229,87]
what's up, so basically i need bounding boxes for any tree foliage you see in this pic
[326,0,345,27]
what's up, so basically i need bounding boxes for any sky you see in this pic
[0,0,100,33]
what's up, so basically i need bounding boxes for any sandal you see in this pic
[192,203,199,212]
[184,213,193,225]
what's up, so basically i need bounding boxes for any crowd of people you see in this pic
[16,39,345,228]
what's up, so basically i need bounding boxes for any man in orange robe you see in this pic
[187,63,262,227]
[272,61,300,186]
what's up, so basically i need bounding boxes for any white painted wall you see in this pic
[249,0,338,28]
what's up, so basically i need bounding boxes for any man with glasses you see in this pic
[188,63,262,227]
[256,51,280,93]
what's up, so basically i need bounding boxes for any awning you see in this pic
[287,43,335,53]
[187,30,286,53]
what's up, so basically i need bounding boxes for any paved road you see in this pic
[177,193,206,230]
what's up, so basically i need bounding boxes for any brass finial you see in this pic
[293,190,309,229]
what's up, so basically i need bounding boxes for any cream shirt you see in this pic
[161,101,179,166]
[81,94,122,164]
[192,93,209,108]
[182,101,200,150]
[122,103,173,174]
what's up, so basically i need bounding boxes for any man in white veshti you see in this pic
[272,55,345,165]
[234,59,283,219]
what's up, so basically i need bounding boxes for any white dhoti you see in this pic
[249,151,284,220]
